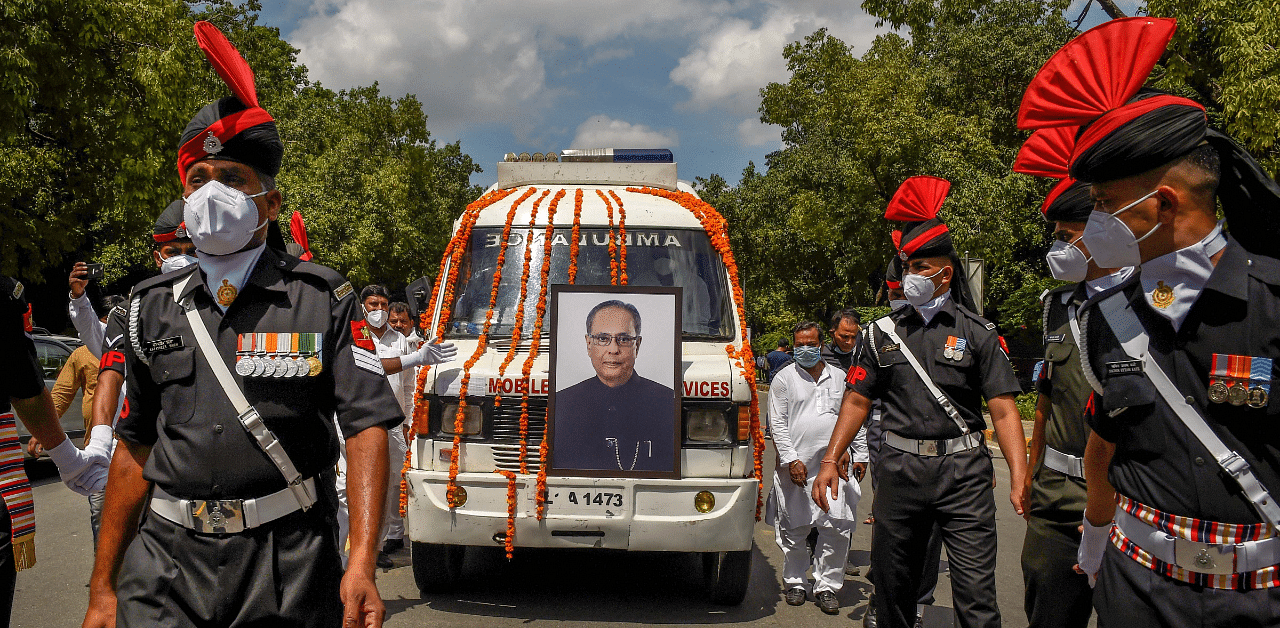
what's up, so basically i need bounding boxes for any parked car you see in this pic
[24,334,88,457]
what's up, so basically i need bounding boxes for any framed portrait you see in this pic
[547,285,682,479]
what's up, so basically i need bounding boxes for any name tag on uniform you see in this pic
[1105,360,1143,376]
[144,336,184,353]
[1044,334,1066,343]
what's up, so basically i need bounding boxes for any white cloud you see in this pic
[736,117,782,147]
[670,1,883,116]
[570,115,678,149]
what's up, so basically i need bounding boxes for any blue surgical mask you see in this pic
[794,345,822,368]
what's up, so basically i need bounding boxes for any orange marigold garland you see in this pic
[626,186,766,520]
[609,190,628,285]
[529,189,565,519]
[568,189,583,284]
[495,189,550,405]
[402,187,517,517]
[597,189,618,285]
[445,187,537,507]
[494,469,518,560]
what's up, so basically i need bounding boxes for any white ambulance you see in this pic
[404,149,760,604]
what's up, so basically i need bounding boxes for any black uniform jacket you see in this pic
[848,299,1021,440]
[115,248,403,503]
[552,373,676,472]
[1080,238,1280,524]
[0,276,44,413]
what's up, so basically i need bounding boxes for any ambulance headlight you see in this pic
[685,407,731,444]
[440,403,483,436]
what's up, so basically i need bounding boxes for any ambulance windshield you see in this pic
[445,227,734,339]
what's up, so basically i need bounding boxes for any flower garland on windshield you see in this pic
[597,190,618,285]
[609,190,628,285]
[496,190,551,405]
[402,187,516,516]
[567,189,583,284]
[530,190,564,515]
[627,186,766,520]
[445,187,536,506]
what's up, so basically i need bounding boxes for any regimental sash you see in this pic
[0,413,35,570]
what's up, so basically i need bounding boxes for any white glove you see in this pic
[83,424,115,460]
[1077,514,1112,588]
[401,341,457,368]
[46,430,112,496]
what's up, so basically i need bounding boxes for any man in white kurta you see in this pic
[770,323,861,614]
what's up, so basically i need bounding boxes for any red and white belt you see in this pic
[1112,494,1280,590]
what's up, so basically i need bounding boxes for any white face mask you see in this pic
[366,308,388,329]
[889,299,911,311]
[903,267,946,306]
[1045,237,1091,283]
[1081,189,1160,269]
[183,180,269,256]
[160,253,198,274]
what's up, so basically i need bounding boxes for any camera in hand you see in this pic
[85,263,105,280]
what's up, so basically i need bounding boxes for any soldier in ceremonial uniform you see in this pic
[1018,17,1280,627]
[1012,127,1132,628]
[812,176,1027,628]
[83,23,402,628]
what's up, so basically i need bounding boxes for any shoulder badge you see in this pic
[351,320,376,352]
[333,281,354,301]
[11,280,23,301]
[985,322,996,331]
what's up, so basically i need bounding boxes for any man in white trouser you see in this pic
[771,321,861,615]
[337,285,455,568]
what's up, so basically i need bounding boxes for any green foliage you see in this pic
[0,0,480,291]
[1015,391,1038,421]
[1147,0,1280,175]
[704,1,1073,342]
[854,306,891,324]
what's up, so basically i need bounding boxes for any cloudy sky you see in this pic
[258,0,1139,188]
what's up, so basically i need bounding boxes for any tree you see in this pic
[705,2,1074,343]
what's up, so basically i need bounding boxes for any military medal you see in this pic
[953,338,967,362]
[281,333,299,377]
[1248,357,1273,409]
[1207,381,1229,404]
[235,334,255,377]
[251,332,267,377]
[300,333,323,377]
[944,336,957,360]
[1150,280,1175,309]
[1228,383,1249,406]
[262,333,279,377]
[216,278,238,307]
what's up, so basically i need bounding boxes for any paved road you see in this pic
[13,442,1069,628]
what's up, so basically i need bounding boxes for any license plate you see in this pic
[547,488,626,515]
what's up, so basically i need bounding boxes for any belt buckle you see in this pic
[925,440,939,456]
[189,499,246,534]
[1174,536,1236,575]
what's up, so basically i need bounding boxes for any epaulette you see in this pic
[130,264,198,295]
[287,258,355,302]
[954,304,998,333]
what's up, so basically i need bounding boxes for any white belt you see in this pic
[884,431,983,457]
[1042,446,1084,479]
[149,478,318,534]
[1115,507,1280,575]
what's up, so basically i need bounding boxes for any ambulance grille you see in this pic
[491,397,547,472]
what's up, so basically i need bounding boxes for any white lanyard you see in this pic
[873,317,969,435]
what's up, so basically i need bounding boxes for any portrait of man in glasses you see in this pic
[552,298,676,474]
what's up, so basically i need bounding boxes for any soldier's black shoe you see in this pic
[816,591,839,615]
[785,587,806,606]
[376,552,394,569]
[863,599,878,628]
[382,538,404,554]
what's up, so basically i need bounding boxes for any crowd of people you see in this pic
[0,14,1277,628]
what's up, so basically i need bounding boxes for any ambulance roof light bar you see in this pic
[559,148,673,163]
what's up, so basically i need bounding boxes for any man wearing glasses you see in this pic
[553,300,675,472]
